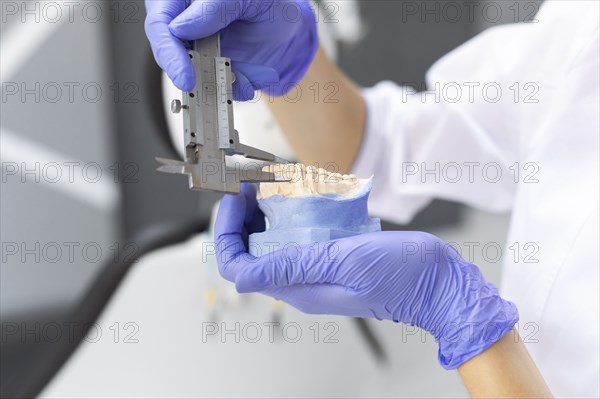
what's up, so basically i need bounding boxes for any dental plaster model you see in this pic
[249,164,381,257]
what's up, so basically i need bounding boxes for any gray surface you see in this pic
[1,5,120,316]
[1,19,114,160]
[339,0,471,86]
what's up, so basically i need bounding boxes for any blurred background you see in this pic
[1,1,541,397]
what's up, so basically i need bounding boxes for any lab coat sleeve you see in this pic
[352,24,533,224]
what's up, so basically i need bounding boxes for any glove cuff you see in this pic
[435,257,519,369]
[437,297,518,369]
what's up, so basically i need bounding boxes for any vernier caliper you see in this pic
[156,33,289,194]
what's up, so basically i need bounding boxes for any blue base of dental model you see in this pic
[249,179,381,257]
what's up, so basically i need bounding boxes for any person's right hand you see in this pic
[144,0,318,100]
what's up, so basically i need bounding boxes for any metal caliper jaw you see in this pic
[155,32,290,194]
[156,156,289,194]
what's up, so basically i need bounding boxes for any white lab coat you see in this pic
[352,1,599,397]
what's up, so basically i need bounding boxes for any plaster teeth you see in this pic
[259,163,367,199]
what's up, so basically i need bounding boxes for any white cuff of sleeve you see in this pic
[350,84,390,179]
[352,81,398,178]
[351,81,432,225]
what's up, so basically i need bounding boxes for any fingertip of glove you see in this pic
[235,276,260,294]
[240,182,257,197]
[235,265,269,294]
[168,15,213,41]
[234,281,253,294]
[174,72,195,92]
[167,18,185,37]
[232,84,255,101]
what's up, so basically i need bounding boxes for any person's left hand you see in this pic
[144,0,318,100]
[214,184,518,369]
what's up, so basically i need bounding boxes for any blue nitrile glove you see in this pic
[214,184,519,369]
[144,0,318,100]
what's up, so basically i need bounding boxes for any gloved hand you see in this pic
[214,184,519,369]
[144,0,318,100]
